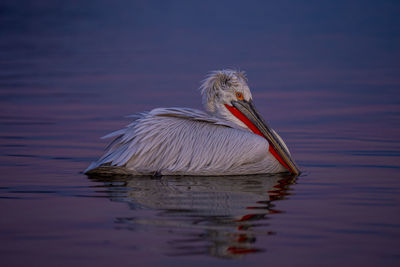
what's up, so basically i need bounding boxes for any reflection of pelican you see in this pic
[88,174,296,258]
[86,70,300,176]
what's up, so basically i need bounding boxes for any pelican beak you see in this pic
[226,100,301,175]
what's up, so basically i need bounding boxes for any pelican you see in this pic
[85,70,300,176]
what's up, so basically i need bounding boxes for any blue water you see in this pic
[1,1,400,266]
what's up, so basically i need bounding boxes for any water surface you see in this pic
[1,1,400,266]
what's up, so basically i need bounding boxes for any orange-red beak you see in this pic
[225,100,300,175]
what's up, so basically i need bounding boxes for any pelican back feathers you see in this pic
[85,107,285,176]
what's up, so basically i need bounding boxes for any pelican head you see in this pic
[201,70,251,123]
[200,70,300,175]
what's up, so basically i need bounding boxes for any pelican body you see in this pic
[85,70,300,176]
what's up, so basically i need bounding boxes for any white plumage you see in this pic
[86,70,295,176]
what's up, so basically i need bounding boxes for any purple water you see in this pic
[1,1,400,266]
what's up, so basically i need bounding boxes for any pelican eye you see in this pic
[235,91,244,100]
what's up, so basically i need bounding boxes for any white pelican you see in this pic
[85,70,300,176]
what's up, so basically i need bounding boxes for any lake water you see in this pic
[1,1,400,266]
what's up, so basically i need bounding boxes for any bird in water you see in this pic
[85,70,300,176]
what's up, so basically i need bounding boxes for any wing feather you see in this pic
[85,107,285,175]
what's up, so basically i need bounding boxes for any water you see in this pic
[1,1,400,266]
